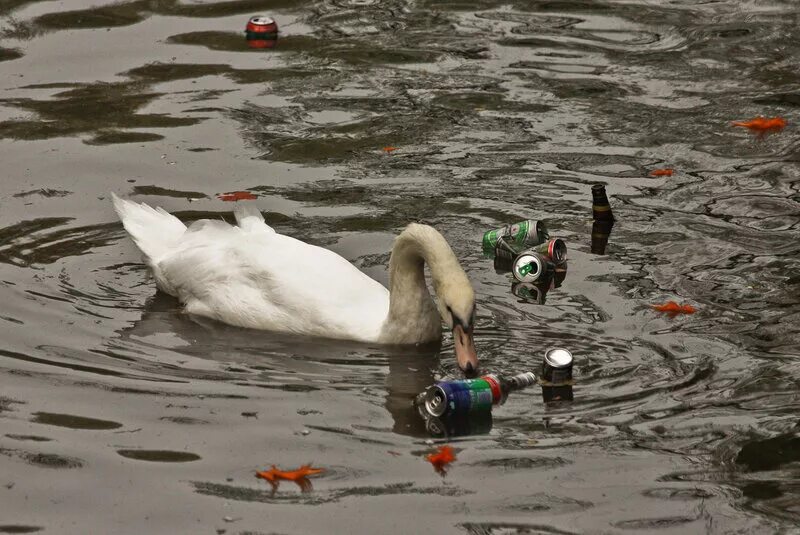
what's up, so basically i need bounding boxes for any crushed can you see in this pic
[245,15,278,49]
[482,220,549,254]
[492,236,518,274]
[531,238,567,266]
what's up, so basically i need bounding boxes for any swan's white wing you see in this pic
[158,220,390,341]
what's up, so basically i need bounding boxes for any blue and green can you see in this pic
[418,376,502,418]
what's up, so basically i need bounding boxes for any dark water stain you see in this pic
[159,416,209,425]
[117,449,201,462]
[459,522,579,535]
[0,0,49,16]
[125,59,320,86]
[0,448,83,469]
[13,188,71,198]
[33,0,149,30]
[32,412,122,430]
[613,516,697,530]
[22,452,83,469]
[0,396,23,413]
[155,0,307,18]
[0,526,43,534]
[742,481,784,500]
[0,48,22,62]
[5,434,52,442]
[193,480,472,505]
[0,82,201,143]
[642,487,714,501]
[736,434,800,472]
[85,131,164,145]
[132,185,208,199]
[468,456,571,470]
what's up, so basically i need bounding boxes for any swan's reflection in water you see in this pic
[116,292,491,438]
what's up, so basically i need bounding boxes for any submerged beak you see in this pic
[453,324,478,377]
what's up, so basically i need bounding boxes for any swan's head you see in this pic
[436,272,478,377]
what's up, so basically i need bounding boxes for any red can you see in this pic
[245,15,278,49]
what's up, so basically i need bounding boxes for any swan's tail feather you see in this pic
[233,204,274,233]
[111,193,187,263]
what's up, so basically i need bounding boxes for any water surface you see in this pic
[1,0,799,533]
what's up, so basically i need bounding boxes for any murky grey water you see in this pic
[1,0,799,533]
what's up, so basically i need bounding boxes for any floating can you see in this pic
[245,15,278,49]
[591,184,614,222]
[512,251,553,283]
[541,347,574,403]
[542,347,573,384]
[418,376,501,418]
[531,238,567,265]
[492,236,518,274]
[482,220,549,253]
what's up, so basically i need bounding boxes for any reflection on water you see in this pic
[0,0,799,531]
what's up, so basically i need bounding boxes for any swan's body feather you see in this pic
[113,194,390,342]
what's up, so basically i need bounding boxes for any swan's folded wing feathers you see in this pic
[158,225,389,340]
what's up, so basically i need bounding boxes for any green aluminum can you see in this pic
[482,220,549,254]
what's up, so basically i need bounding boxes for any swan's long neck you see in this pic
[380,224,463,344]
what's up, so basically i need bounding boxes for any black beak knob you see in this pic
[463,362,477,378]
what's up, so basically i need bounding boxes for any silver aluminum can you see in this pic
[542,347,573,384]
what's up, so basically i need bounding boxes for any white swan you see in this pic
[112,194,479,373]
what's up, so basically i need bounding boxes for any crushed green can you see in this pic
[482,220,549,254]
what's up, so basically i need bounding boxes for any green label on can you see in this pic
[465,378,494,411]
[482,227,505,253]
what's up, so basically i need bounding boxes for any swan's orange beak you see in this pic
[453,324,478,377]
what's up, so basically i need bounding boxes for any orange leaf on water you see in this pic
[426,445,456,475]
[382,146,399,153]
[731,116,787,134]
[650,168,674,177]
[652,301,696,315]
[255,464,324,492]
[217,191,257,202]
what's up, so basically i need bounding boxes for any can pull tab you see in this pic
[518,263,535,277]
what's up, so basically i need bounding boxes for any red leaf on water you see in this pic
[732,116,787,134]
[255,464,324,492]
[382,146,399,153]
[426,445,456,475]
[217,191,257,201]
[652,301,696,315]
[650,168,674,177]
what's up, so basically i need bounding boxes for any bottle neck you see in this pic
[499,372,537,393]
